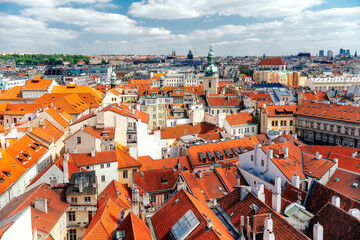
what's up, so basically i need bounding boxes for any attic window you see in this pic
[0,177,4,183]
[171,210,200,240]
[352,182,359,188]
[201,189,206,195]
[2,170,11,177]
[205,172,210,177]
[309,171,313,174]
[218,186,224,192]
[161,175,168,184]
[334,177,340,182]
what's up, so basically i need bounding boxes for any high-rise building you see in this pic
[346,49,350,57]
[327,50,333,58]
[319,50,324,57]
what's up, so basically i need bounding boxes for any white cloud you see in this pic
[0,12,78,52]
[129,0,323,19]
[22,7,171,35]
[0,0,111,7]
[184,7,360,55]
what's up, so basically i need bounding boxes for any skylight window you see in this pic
[218,186,224,192]
[171,210,200,240]
[334,177,339,182]
[352,182,359,188]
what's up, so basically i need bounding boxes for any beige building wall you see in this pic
[261,115,295,133]
[64,131,101,153]
[49,212,67,240]
[118,166,140,187]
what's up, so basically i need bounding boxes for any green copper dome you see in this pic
[205,43,218,77]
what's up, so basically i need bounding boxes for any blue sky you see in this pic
[0,0,359,56]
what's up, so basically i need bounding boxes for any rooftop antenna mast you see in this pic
[192,45,198,58]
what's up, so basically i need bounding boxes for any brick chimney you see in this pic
[272,176,281,212]
[331,195,340,207]
[34,198,47,213]
[313,222,323,240]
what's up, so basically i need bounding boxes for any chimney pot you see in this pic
[348,209,360,220]
[207,219,213,229]
[292,174,300,188]
[331,195,340,207]
[34,198,47,213]
[313,222,324,240]
[91,149,96,157]
[197,171,203,179]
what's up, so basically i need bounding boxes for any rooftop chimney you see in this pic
[49,177,57,187]
[283,146,289,159]
[176,159,182,170]
[292,173,300,188]
[63,153,69,184]
[252,183,265,202]
[207,219,213,229]
[240,185,248,201]
[197,171,203,179]
[263,229,275,240]
[313,222,324,240]
[316,152,322,160]
[143,193,150,207]
[267,148,273,164]
[237,175,241,187]
[34,198,47,213]
[348,209,360,220]
[264,217,273,232]
[79,180,83,193]
[91,149,96,157]
[272,176,281,212]
[334,158,338,163]
[331,195,340,208]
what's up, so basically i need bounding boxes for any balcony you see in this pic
[127,127,137,133]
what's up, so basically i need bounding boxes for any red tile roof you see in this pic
[134,168,179,193]
[0,86,23,100]
[218,188,310,240]
[307,203,360,240]
[301,91,329,102]
[296,101,360,123]
[23,77,54,90]
[258,58,286,66]
[187,137,259,166]
[305,181,360,215]
[71,149,141,169]
[151,189,234,240]
[282,182,307,205]
[225,112,256,126]
[103,105,149,123]
[138,155,192,172]
[263,187,291,212]
[116,212,152,240]
[264,104,297,117]
[326,169,360,201]
[98,180,132,209]
[3,103,43,115]
[83,198,123,240]
[207,95,242,107]
[0,183,69,236]
[160,122,221,140]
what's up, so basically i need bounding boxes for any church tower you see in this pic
[203,42,219,94]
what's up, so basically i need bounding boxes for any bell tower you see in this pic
[203,41,219,94]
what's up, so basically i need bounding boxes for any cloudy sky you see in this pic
[0,0,359,56]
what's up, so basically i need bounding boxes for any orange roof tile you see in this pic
[98,180,132,209]
[0,86,23,100]
[296,101,360,124]
[207,95,242,107]
[225,112,256,126]
[3,103,43,115]
[258,58,286,66]
[83,198,123,240]
[23,77,54,90]
[45,107,70,128]
[151,189,234,240]
[326,169,360,201]
[264,104,297,117]
[138,155,192,172]
[0,183,69,235]
[160,122,221,140]
[116,212,152,240]
[134,168,179,193]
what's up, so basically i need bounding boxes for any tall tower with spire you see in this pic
[203,41,219,94]
[110,71,117,88]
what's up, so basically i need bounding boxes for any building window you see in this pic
[71,197,77,203]
[84,197,91,203]
[107,163,110,168]
[68,211,75,221]
[101,175,105,182]
[164,193,170,202]
[290,120,293,126]
[77,137,81,144]
[251,155,254,161]
[100,164,104,169]
[272,121,275,127]
[150,195,156,203]
[208,81,211,88]
[133,169,137,173]
[261,159,264,167]
[69,229,76,240]
[123,170,128,179]
[252,127,254,132]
